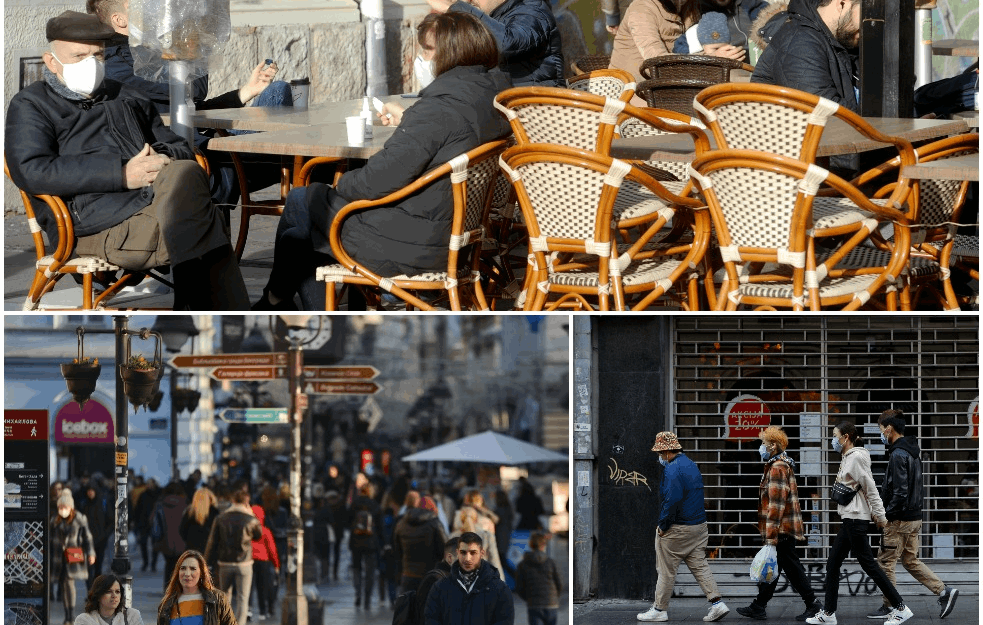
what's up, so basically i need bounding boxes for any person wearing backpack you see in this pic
[514,531,562,625]
[424,532,513,625]
[350,482,383,608]
[152,482,189,592]
[394,537,457,625]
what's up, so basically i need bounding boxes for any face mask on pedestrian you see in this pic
[414,55,436,89]
[658,455,668,467]
[758,444,771,461]
[880,431,889,445]
[51,51,105,97]
[831,435,843,453]
[58,507,71,518]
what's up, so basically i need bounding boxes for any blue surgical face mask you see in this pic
[759,444,770,461]
[880,432,889,446]
[832,435,843,453]
[658,456,668,467]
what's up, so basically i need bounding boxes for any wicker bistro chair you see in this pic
[639,54,754,81]
[852,133,980,310]
[566,68,636,100]
[570,54,612,75]
[689,149,918,311]
[3,154,211,311]
[635,78,717,116]
[315,139,509,311]
[500,144,711,311]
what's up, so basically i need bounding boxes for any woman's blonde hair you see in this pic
[187,487,216,525]
[759,426,788,451]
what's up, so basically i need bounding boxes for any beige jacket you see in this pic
[609,0,700,82]
[835,447,887,523]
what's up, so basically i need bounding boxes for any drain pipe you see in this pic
[363,0,388,97]
[913,0,936,88]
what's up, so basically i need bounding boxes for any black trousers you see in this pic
[824,518,903,613]
[754,535,817,607]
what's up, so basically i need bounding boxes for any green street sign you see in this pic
[219,408,289,424]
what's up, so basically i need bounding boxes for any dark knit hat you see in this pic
[697,12,730,45]
[46,10,116,42]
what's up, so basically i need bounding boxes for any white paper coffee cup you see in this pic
[346,116,366,144]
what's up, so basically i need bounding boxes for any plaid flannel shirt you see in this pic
[757,452,806,544]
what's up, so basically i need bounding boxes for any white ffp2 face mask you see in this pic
[51,51,105,97]
[414,55,436,90]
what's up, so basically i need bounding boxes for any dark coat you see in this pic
[78,489,112,546]
[51,511,96,580]
[879,436,924,522]
[414,560,452,625]
[204,504,262,564]
[308,64,512,277]
[514,550,562,609]
[449,0,563,86]
[157,587,237,625]
[179,506,220,554]
[394,508,448,578]
[750,0,859,112]
[103,34,243,114]
[4,77,195,246]
[348,495,383,552]
[154,493,189,558]
[424,560,514,625]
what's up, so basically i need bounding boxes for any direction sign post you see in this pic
[304,381,382,395]
[219,408,289,424]
[170,353,288,369]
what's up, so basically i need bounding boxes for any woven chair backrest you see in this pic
[640,54,741,81]
[460,148,506,233]
[566,69,636,99]
[571,54,612,74]
[495,87,625,153]
[617,116,694,180]
[912,139,978,235]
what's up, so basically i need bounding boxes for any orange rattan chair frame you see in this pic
[571,54,612,75]
[639,54,753,81]
[500,143,710,311]
[690,149,913,311]
[316,139,510,311]
[566,68,637,100]
[3,154,210,310]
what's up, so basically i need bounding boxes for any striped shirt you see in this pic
[170,594,204,625]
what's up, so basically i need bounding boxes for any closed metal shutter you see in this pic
[670,316,978,593]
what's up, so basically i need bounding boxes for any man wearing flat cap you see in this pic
[5,10,249,310]
[637,431,729,623]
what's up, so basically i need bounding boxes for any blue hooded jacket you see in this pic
[658,453,707,533]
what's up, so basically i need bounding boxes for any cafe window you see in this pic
[671,316,979,562]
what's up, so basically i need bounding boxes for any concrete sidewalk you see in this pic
[574,593,979,625]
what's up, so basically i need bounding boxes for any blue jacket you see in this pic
[672,0,770,55]
[425,560,514,625]
[658,453,707,533]
[450,0,563,87]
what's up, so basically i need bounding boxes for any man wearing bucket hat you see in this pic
[637,432,729,622]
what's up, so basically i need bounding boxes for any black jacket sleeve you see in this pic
[491,583,515,625]
[882,450,909,519]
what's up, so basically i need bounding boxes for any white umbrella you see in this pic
[402,431,567,465]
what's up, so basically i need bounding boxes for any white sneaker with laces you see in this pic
[705,602,730,622]
[637,607,668,622]
[806,610,838,624]
[885,606,913,625]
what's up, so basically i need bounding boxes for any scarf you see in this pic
[458,566,479,591]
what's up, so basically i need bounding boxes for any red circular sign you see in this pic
[54,399,115,445]
[724,394,771,441]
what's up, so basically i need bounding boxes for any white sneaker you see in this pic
[705,602,729,622]
[885,606,913,625]
[806,610,838,625]
[637,607,668,622]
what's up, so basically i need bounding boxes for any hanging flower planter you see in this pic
[60,328,101,406]
[121,354,163,412]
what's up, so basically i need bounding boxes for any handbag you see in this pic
[830,481,858,506]
[64,546,84,564]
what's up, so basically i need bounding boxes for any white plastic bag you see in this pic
[750,544,779,583]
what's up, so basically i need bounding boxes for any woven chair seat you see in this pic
[37,255,120,273]
[549,252,691,288]
[811,197,887,230]
[612,180,685,223]
[316,264,473,285]
[930,235,979,261]
[818,247,939,277]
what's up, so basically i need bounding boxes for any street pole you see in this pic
[282,341,308,625]
[111,316,133,608]
[170,368,180,483]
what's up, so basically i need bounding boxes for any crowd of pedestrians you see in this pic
[50,463,559,625]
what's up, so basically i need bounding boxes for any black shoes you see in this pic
[798,600,824,622]
[737,603,767,620]
[939,586,959,618]
[252,289,298,311]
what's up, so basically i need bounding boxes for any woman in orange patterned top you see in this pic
[156,551,236,625]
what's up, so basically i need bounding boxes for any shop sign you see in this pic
[54,399,114,444]
[723,394,770,441]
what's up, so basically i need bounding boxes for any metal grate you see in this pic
[671,316,979,565]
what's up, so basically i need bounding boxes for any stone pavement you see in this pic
[49,535,569,625]
[573,593,979,625]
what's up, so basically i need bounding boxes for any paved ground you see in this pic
[573,593,979,625]
[49,535,569,625]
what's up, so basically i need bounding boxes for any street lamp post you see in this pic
[272,315,322,625]
[151,316,199,482]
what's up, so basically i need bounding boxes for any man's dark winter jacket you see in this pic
[204,504,262,564]
[413,560,452,625]
[104,34,243,114]
[395,507,448,579]
[5,77,194,245]
[425,560,514,625]
[348,494,383,552]
[450,0,563,86]
[750,0,859,112]
[879,436,924,522]
[308,64,513,277]
[514,550,561,609]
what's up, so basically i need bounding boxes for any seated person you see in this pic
[5,11,250,311]
[425,0,563,87]
[86,0,290,210]
[751,0,861,112]
[253,12,513,310]
[671,0,770,60]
